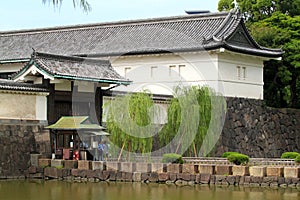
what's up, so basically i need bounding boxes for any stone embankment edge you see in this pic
[2,158,298,189]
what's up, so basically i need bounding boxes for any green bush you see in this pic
[295,155,300,164]
[222,152,239,158]
[227,153,249,165]
[162,153,184,164]
[280,152,300,159]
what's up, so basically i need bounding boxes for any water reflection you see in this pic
[0,180,299,200]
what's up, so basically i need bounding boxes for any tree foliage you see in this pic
[158,86,216,157]
[42,0,91,13]
[218,0,300,108]
[105,92,154,160]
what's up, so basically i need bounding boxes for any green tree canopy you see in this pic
[218,0,300,21]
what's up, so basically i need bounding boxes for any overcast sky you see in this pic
[0,0,220,31]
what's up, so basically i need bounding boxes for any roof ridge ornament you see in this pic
[31,48,37,59]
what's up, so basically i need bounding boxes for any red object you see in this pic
[73,150,79,160]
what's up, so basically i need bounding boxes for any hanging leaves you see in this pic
[105,92,155,160]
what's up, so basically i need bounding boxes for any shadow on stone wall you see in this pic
[0,120,51,176]
[211,97,300,158]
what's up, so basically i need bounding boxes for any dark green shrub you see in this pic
[295,155,300,164]
[280,152,300,159]
[227,153,249,165]
[222,152,239,158]
[162,153,184,164]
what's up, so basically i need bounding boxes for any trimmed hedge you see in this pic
[162,153,184,164]
[222,152,239,158]
[280,152,300,159]
[295,155,300,164]
[226,153,249,165]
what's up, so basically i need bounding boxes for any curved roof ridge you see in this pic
[0,12,229,37]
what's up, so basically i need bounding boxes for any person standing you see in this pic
[98,142,104,161]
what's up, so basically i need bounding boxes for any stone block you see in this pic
[122,172,133,182]
[93,169,103,180]
[78,160,91,170]
[44,167,61,178]
[121,162,135,173]
[116,172,123,181]
[141,173,150,181]
[177,173,192,181]
[151,163,165,173]
[166,164,181,173]
[149,172,159,182]
[28,173,43,179]
[284,167,300,178]
[133,172,142,182]
[136,163,151,173]
[199,174,211,184]
[232,166,249,176]
[158,173,169,182]
[92,161,105,171]
[250,176,263,184]
[249,166,266,177]
[51,159,64,168]
[263,176,278,184]
[168,173,177,182]
[199,165,215,175]
[106,162,120,171]
[28,166,37,174]
[38,159,51,168]
[226,175,237,185]
[30,154,42,167]
[267,167,284,177]
[103,171,116,181]
[86,170,97,178]
[64,160,78,169]
[215,165,232,175]
[71,169,87,177]
[182,164,197,174]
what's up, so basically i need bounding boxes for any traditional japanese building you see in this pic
[0,10,285,169]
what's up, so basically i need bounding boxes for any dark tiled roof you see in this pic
[0,79,49,92]
[12,52,131,85]
[0,10,283,62]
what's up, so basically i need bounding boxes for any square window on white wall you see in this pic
[151,66,158,78]
[169,65,176,76]
[124,67,131,78]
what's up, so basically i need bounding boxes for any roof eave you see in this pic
[53,74,131,85]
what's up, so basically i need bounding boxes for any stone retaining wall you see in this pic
[16,159,300,188]
[0,120,51,177]
[212,98,300,158]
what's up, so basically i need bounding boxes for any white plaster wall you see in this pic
[75,81,95,93]
[110,52,220,95]
[217,52,264,99]
[108,51,265,99]
[0,92,48,120]
[55,80,72,91]
[0,92,36,120]
[35,95,47,120]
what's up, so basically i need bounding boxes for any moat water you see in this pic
[0,180,299,200]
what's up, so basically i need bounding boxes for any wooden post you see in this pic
[95,87,103,125]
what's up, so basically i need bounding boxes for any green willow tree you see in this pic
[42,0,91,12]
[218,0,300,108]
[105,92,154,161]
[158,86,214,157]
